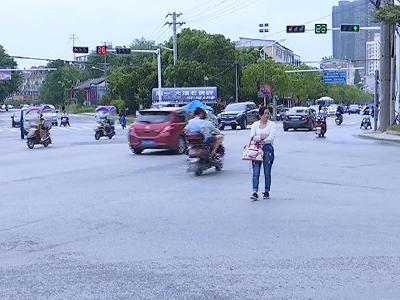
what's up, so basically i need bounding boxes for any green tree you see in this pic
[0,45,22,102]
[163,29,237,101]
[374,3,400,24]
[41,61,80,105]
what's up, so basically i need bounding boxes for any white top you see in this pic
[250,121,276,144]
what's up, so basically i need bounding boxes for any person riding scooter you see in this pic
[60,111,70,126]
[335,105,344,125]
[186,107,224,158]
[38,113,48,141]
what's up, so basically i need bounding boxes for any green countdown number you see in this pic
[315,24,327,34]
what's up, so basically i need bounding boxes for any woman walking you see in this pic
[250,106,276,201]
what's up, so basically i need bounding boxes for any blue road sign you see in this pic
[323,71,347,84]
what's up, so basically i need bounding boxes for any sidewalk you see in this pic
[359,130,400,143]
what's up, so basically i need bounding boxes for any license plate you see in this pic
[141,140,155,146]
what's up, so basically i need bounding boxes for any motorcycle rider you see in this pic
[61,111,70,126]
[336,105,344,115]
[186,107,224,157]
[317,105,327,132]
[38,113,47,141]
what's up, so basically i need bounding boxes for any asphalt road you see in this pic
[1,110,400,299]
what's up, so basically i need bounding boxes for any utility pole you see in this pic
[374,70,379,131]
[390,24,396,125]
[234,61,239,102]
[378,0,394,131]
[69,34,78,61]
[165,12,185,66]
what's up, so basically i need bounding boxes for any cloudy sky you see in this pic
[1,0,340,68]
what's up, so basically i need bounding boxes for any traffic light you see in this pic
[116,48,132,55]
[72,47,89,54]
[96,45,107,55]
[286,25,305,33]
[315,24,328,34]
[340,24,360,32]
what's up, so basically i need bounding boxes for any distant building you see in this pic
[332,0,379,75]
[14,66,48,101]
[320,57,355,85]
[234,37,301,66]
[72,77,107,105]
[366,33,380,76]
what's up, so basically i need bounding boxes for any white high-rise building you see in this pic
[366,33,380,76]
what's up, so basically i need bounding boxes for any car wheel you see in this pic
[240,118,247,130]
[283,126,288,132]
[133,148,143,155]
[219,125,224,131]
[231,124,237,130]
[174,135,186,155]
[195,169,203,176]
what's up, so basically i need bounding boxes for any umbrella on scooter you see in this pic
[183,100,214,113]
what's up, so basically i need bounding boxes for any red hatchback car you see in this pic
[129,108,187,154]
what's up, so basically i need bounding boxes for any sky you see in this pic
[1,0,341,68]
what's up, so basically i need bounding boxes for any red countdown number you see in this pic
[96,45,107,55]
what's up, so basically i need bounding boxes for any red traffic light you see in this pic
[96,45,107,55]
[73,47,89,54]
[286,25,305,33]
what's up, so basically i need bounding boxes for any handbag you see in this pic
[242,137,263,161]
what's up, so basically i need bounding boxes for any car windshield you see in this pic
[287,108,306,115]
[225,104,247,112]
[137,111,172,124]
[350,105,358,109]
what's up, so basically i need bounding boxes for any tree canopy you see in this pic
[39,29,373,110]
[0,45,21,102]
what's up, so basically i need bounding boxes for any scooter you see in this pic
[315,116,327,138]
[335,112,343,125]
[360,116,372,130]
[186,133,224,176]
[27,127,52,149]
[94,122,115,140]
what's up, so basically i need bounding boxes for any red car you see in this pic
[129,108,187,154]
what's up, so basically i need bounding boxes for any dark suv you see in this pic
[217,102,259,130]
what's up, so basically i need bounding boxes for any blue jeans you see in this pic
[252,144,274,193]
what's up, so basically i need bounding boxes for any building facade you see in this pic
[366,33,380,76]
[14,66,48,101]
[234,37,301,66]
[332,0,379,75]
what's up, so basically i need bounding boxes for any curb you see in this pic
[387,130,400,136]
[359,133,400,144]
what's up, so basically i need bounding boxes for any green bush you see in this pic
[111,98,126,114]
[66,104,95,114]
[388,124,400,132]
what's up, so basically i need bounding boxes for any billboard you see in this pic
[258,82,273,97]
[152,87,218,104]
[0,70,12,80]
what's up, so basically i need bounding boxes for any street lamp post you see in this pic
[259,23,269,106]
